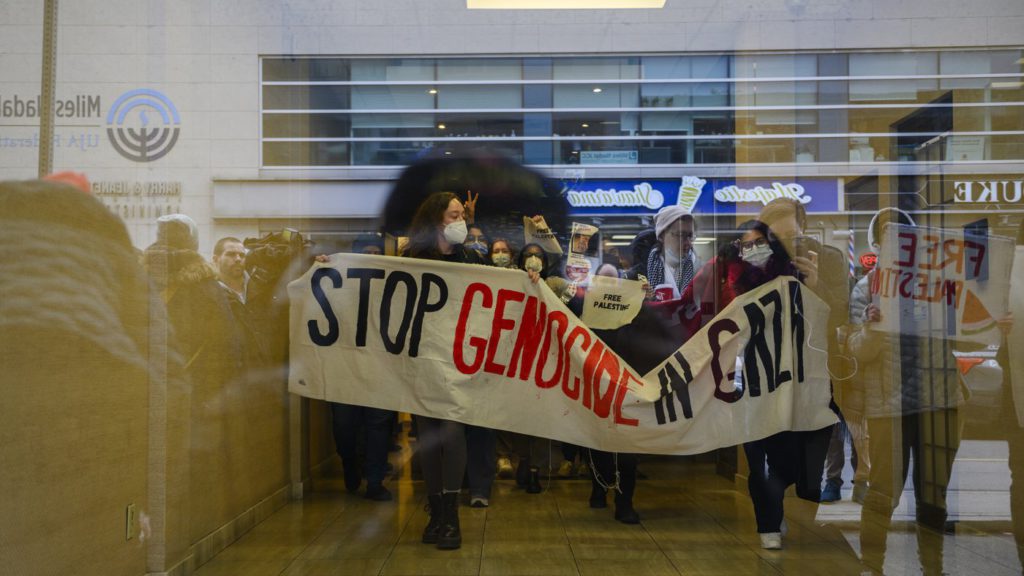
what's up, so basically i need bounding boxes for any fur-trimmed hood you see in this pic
[143,244,218,292]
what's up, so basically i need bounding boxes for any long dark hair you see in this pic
[383,152,566,252]
[727,220,797,295]
[405,191,460,259]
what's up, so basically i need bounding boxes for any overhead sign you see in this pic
[561,177,840,216]
[288,254,836,455]
[953,179,1024,204]
[580,150,638,165]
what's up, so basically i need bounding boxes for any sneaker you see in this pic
[820,483,841,503]
[469,496,489,508]
[852,482,868,505]
[760,532,782,550]
[557,460,575,478]
[497,457,514,479]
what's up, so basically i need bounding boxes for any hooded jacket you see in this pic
[846,273,963,419]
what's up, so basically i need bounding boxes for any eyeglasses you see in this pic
[735,237,769,252]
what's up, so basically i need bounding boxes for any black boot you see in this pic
[614,495,640,524]
[526,466,542,494]
[614,455,639,523]
[589,482,607,509]
[342,458,361,493]
[436,492,462,550]
[515,458,530,487]
[422,494,442,544]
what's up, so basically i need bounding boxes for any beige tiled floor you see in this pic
[195,452,1022,576]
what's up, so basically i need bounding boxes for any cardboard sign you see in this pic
[871,224,1013,345]
[581,275,646,330]
[288,255,836,455]
[523,216,563,256]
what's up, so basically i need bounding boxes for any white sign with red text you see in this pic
[288,254,837,455]
[871,224,1013,344]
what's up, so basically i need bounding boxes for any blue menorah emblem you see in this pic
[105,89,180,162]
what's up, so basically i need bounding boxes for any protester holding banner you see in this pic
[645,205,702,301]
[683,220,786,322]
[383,153,568,548]
[847,207,962,575]
[402,190,483,549]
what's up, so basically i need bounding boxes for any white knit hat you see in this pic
[654,205,694,239]
[156,213,198,251]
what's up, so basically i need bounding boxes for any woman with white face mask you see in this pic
[488,238,515,269]
[681,220,796,327]
[402,190,484,550]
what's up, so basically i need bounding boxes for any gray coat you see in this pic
[846,274,963,419]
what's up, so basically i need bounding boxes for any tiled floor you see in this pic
[195,442,1022,576]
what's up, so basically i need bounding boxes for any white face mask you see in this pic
[741,244,772,268]
[524,255,544,273]
[492,253,511,268]
[442,220,467,245]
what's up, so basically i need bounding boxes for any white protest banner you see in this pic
[288,254,837,455]
[872,224,1013,345]
[582,275,646,330]
[523,216,563,255]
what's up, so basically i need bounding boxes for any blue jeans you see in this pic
[330,402,394,486]
[465,425,496,498]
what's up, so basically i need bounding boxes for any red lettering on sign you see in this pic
[506,295,546,380]
[581,340,607,411]
[454,283,492,374]
[895,232,917,267]
[534,310,568,389]
[591,350,620,419]
[561,326,591,400]
[613,370,641,427]
[483,289,525,376]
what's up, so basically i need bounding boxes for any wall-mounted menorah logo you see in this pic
[105,89,180,163]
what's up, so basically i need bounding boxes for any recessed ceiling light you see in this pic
[571,150,578,154]
[592,87,602,93]
[468,0,666,8]
[581,123,590,128]
[438,123,446,129]
[444,151,452,155]
[428,88,438,94]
